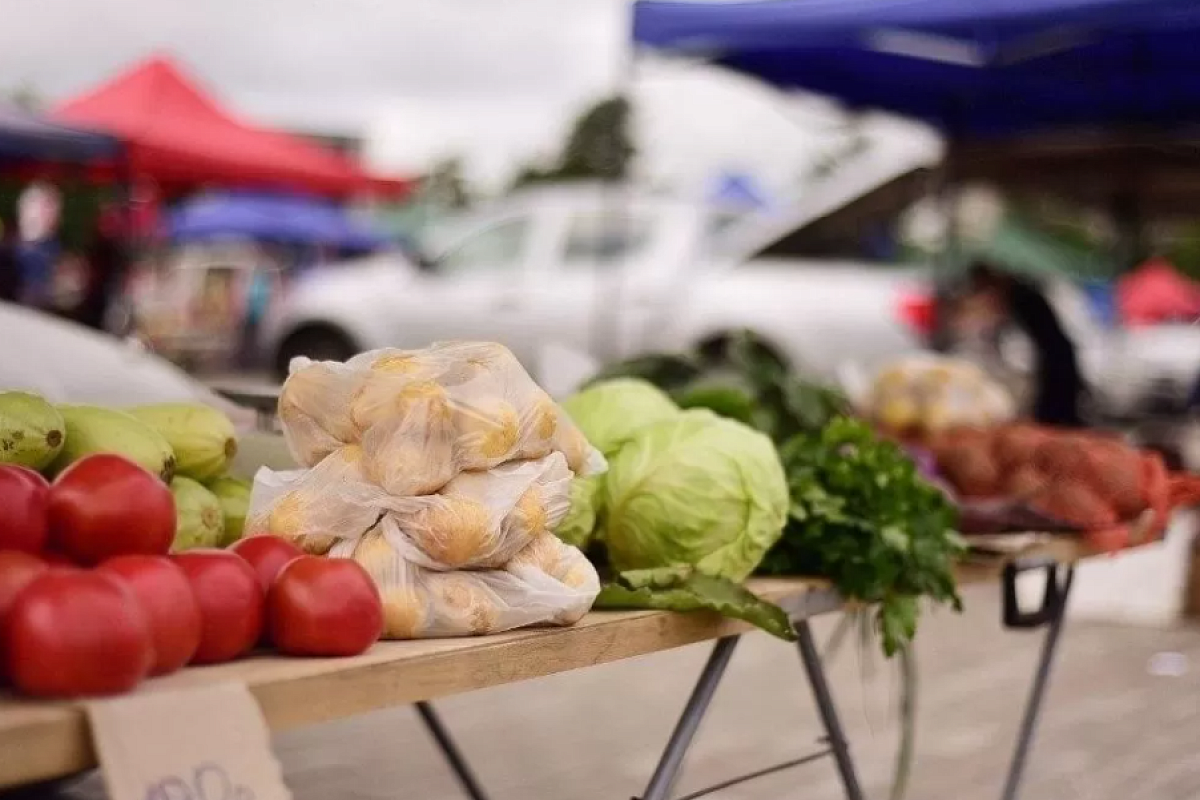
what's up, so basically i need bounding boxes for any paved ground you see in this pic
[51,582,1200,800]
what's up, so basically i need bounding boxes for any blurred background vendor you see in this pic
[951,261,1087,428]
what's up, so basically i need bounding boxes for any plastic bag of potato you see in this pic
[330,530,599,638]
[243,445,386,554]
[375,451,572,570]
[867,355,1015,436]
[247,451,573,570]
[278,342,603,494]
[258,341,606,639]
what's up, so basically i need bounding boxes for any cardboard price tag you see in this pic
[88,682,292,800]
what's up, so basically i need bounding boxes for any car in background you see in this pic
[261,162,1200,422]
[0,301,253,426]
[262,170,936,384]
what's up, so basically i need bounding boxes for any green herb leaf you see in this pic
[596,567,798,642]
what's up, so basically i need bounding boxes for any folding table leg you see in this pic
[999,564,1076,800]
[637,635,741,800]
[415,700,491,800]
[795,620,866,800]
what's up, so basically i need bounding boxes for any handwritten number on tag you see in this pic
[145,763,256,800]
[144,777,192,800]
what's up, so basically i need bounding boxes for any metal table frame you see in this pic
[415,559,1076,800]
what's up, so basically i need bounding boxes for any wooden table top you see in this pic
[0,578,838,789]
[0,532,1111,791]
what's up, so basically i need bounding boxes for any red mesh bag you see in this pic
[936,425,1200,552]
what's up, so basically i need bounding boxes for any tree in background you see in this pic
[510,95,635,191]
[6,83,41,111]
[422,156,472,210]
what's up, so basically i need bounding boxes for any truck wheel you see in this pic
[274,325,358,381]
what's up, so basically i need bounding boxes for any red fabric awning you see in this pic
[53,56,411,200]
[1117,258,1200,326]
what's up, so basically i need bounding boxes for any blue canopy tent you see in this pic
[634,0,1200,261]
[168,191,389,252]
[633,0,1200,138]
[0,103,120,163]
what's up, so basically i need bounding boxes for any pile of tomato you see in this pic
[0,454,384,699]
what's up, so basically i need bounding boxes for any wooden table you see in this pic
[0,549,1089,800]
[0,578,836,791]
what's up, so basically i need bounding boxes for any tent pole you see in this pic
[937,155,959,278]
[116,152,137,250]
[1111,188,1144,272]
[925,141,960,354]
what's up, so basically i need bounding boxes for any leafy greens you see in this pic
[594,330,965,656]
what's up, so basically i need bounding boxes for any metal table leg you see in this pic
[638,636,741,800]
[999,564,1076,800]
[796,620,867,800]
[415,701,491,800]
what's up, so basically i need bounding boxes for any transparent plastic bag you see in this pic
[868,355,1015,434]
[278,358,363,465]
[277,343,604,492]
[377,451,573,570]
[333,528,600,639]
[250,450,572,570]
[245,445,385,554]
[506,532,600,624]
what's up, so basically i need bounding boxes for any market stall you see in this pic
[1,340,1193,800]
[628,5,1200,789]
[0,105,120,166]
[52,57,410,200]
[632,0,1200,263]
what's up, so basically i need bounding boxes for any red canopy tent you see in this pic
[53,56,409,200]
[1117,258,1200,326]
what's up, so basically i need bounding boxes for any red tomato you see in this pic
[172,550,264,664]
[99,556,202,676]
[0,550,48,678]
[267,556,383,658]
[0,465,50,554]
[0,551,48,619]
[228,535,304,593]
[41,551,77,568]
[5,569,153,697]
[48,454,175,565]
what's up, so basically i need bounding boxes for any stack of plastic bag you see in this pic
[866,354,1015,436]
[246,342,604,638]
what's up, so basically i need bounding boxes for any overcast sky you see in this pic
[0,0,934,192]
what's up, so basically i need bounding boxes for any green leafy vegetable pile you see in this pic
[596,565,795,641]
[586,333,964,800]
[589,331,964,657]
[557,379,797,641]
[761,417,964,656]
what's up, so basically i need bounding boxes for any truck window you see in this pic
[437,218,530,273]
[562,211,655,268]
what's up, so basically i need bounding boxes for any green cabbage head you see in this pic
[554,475,604,549]
[602,409,788,581]
[562,378,679,457]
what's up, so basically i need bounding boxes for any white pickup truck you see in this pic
[261,175,934,388]
[261,174,1200,421]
